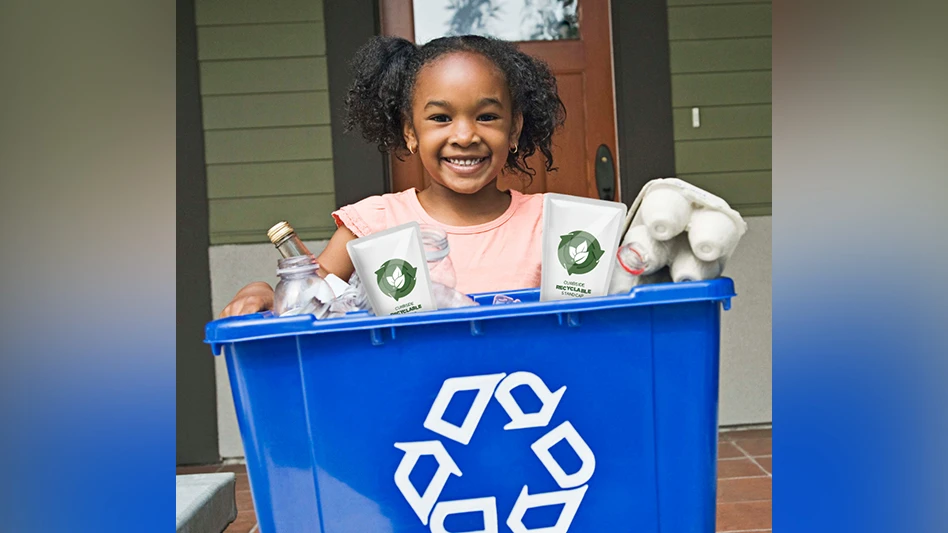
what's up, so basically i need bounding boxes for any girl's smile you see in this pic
[441,155,490,175]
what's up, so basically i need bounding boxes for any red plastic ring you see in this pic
[616,246,646,276]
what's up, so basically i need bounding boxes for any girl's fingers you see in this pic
[219,295,269,319]
[221,300,246,318]
[238,297,261,316]
[231,302,250,317]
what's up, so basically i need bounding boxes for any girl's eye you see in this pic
[478,114,499,121]
[429,115,450,123]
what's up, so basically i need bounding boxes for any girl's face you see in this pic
[404,52,523,195]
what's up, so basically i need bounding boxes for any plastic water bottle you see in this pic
[272,255,333,317]
[421,225,457,289]
[608,242,651,294]
[608,225,672,294]
[419,225,478,309]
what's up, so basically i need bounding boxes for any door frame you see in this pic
[610,0,677,205]
[325,0,391,204]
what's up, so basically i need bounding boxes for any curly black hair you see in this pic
[344,35,566,178]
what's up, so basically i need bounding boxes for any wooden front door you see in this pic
[380,0,618,201]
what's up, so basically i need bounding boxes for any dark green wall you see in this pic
[196,0,338,244]
[667,0,772,216]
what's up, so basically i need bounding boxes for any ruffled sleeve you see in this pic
[331,195,390,238]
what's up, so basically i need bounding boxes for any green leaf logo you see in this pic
[557,231,604,275]
[375,259,418,301]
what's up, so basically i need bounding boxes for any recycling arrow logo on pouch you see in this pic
[393,371,597,533]
[376,259,417,301]
[556,231,604,275]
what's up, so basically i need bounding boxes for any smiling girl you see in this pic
[221,35,565,317]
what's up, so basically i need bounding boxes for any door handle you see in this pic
[595,144,615,201]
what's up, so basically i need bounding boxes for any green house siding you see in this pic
[668,0,772,216]
[195,0,336,244]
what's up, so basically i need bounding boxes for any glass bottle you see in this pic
[267,221,313,258]
[420,225,456,289]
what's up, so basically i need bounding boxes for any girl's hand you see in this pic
[220,281,274,318]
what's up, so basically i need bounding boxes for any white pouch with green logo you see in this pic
[540,193,628,302]
[346,222,437,316]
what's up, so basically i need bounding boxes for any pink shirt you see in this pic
[332,188,544,295]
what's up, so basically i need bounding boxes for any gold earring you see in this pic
[409,144,416,155]
[510,144,518,154]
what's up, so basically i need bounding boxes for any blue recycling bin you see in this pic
[205,278,736,533]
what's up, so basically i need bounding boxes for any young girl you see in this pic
[220,35,565,317]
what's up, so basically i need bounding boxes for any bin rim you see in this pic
[204,277,735,355]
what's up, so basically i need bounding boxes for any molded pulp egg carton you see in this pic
[609,178,748,292]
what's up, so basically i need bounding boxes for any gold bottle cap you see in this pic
[267,221,295,246]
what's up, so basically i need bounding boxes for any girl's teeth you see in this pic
[447,158,484,166]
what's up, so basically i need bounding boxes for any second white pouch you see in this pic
[541,193,628,301]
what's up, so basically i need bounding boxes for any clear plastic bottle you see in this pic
[419,225,478,308]
[272,255,332,317]
[609,225,676,295]
[608,243,650,294]
[420,225,457,289]
[328,271,371,317]
[617,242,650,277]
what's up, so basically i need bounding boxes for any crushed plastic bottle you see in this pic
[325,272,373,318]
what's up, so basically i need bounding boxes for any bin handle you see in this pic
[369,328,384,346]
[470,320,483,336]
[556,312,582,328]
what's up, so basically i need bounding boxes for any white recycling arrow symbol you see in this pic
[392,440,462,525]
[394,371,595,531]
[430,496,498,533]
[424,373,507,445]
[493,371,566,430]
[506,485,589,533]
[530,421,596,489]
